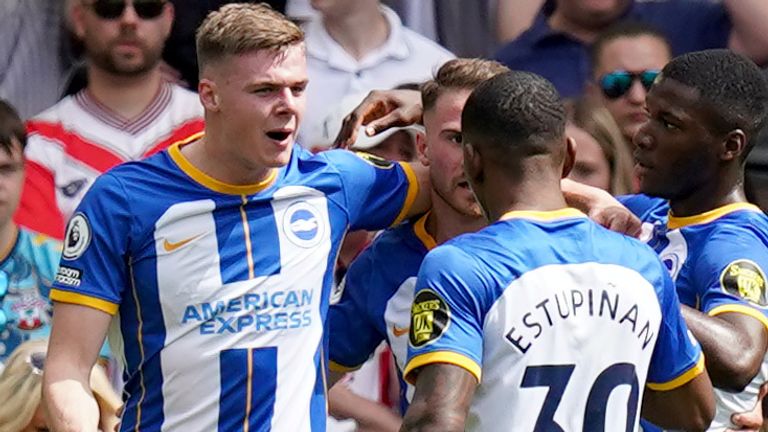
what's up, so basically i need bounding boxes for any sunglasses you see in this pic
[598,70,660,99]
[90,0,166,20]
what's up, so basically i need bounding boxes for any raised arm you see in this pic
[682,308,768,392]
[334,90,423,149]
[400,364,477,432]
[725,0,768,65]
[43,303,112,432]
[561,178,642,237]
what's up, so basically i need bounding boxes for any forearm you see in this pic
[329,385,401,432]
[400,401,465,432]
[724,0,768,64]
[682,306,762,390]
[44,371,100,432]
[562,178,609,212]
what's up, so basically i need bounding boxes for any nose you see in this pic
[625,79,646,104]
[120,1,140,26]
[275,87,303,116]
[633,122,654,150]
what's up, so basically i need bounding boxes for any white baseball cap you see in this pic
[316,92,424,150]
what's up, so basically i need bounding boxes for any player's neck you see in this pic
[482,171,568,223]
[323,7,388,61]
[668,176,748,217]
[86,65,164,120]
[427,194,485,245]
[181,134,274,187]
[0,222,18,262]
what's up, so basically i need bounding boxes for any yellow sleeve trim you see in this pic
[403,351,481,385]
[390,162,419,227]
[329,360,362,373]
[646,354,705,391]
[709,304,768,332]
[50,289,119,315]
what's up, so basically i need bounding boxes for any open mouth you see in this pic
[457,180,470,189]
[266,130,292,141]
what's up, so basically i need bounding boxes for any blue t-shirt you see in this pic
[621,195,768,430]
[494,0,731,98]
[49,140,418,432]
[405,209,703,431]
[329,212,434,413]
[0,228,60,364]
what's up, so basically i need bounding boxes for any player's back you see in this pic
[405,209,703,432]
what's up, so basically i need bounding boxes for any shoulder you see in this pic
[618,194,668,221]
[18,228,62,255]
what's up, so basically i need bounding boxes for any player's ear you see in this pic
[463,140,484,187]
[198,79,221,112]
[416,130,429,167]
[562,136,576,178]
[721,129,746,162]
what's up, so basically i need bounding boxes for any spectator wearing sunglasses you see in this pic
[589,22,671,147]
[494,0,768,99]
[0,101,62,369]
[0,339,121,432]
[16,0,205,240]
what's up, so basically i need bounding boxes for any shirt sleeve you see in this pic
[328,247,386,372]
[692,228,768,329]
[646,260,706,391]
[403,245,487,385]
[15,159,65,240]
[49,172,133,315]
[322,150,418,231]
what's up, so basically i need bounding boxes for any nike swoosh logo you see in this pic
[392,326,409,337]
[163,234,204,252]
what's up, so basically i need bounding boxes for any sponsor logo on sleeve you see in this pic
[409,289,450,347]
[720,259,768,306]
[62,213,92,260]
[355,151,394,169]
[55,266,83,287]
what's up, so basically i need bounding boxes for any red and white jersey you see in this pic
[17,83,204,239]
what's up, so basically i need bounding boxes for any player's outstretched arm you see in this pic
[682,307,768,392]
[44,302,112,432]
[561,178,642,237]
[400,364,477,432]
[642,370,715,432]
[333,89,423,149]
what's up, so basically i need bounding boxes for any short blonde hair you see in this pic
[421,58,510,113]
[196,3,304,71]
[0,340,121,432]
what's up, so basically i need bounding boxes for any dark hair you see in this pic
[421,58,509,113]
[0,100,26,155]
[591,21,672,69]
[661,49,768,160]
[462,71,565,161]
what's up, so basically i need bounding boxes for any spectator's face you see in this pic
[420,89,482,218]
[593,35,671,143]
[0,139,24,228]
[556,0,631,29]
[367,131,417,162]
[73,0,173,76]
[633,78,721,200]
[199,45,308,169]
[566,124,611,192]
